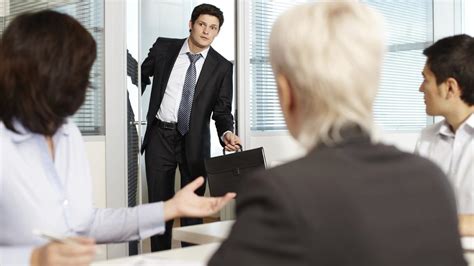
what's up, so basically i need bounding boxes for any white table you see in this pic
[172,221,474,262]
[463,237,474,251]
[92,242,474,266]
[93,222,474,265]
[172,220,234,245]
[92,243,220,266]
[463,237,474,265]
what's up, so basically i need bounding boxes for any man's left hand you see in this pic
[223,132,242,151]
[164,177,236,221]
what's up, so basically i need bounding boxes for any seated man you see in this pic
[208,2,467,265]
[415,34,474,214]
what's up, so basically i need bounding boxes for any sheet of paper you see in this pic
[462,237,474,251]
[132,257,204,266]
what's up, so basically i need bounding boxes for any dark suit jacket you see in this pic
[209,129,467,266]
[141,38,234,177]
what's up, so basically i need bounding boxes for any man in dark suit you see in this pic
[209,2,467,265]
[141,3,241,251]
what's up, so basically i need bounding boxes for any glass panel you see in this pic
[135,0,237,252]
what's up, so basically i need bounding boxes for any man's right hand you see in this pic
[31,237,96,266]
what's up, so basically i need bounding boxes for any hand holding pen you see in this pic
[31,230,96,266]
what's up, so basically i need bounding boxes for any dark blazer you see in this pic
[209,130,467,266]
[141,38,234,177]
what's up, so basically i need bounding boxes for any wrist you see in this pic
[30,248,40,266]
[164,198,179,221]
[221,131,232,142]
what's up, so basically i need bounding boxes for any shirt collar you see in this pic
[437,113,474,137]
[438,120,454,137]
[465,113,474,129]
[8,119,71,143]
[180,38,209,60]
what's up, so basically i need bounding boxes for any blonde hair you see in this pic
[269,1,385,149]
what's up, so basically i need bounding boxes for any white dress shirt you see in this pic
[157,38,209,123]
[0,120,165,265]
[415,114,474,213]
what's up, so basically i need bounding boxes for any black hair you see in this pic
[0,10,97,135]
[423,34,474,106]
[190,3,224,29]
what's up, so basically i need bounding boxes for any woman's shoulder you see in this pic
[63,119,82,135]
[0,121,19,143]
[59,119,85,147]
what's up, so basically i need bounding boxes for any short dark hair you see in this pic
[0,10,97,135]
[190,3,224,29]
[423,34,474,106]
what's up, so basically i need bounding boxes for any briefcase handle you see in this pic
[222,144,242,155]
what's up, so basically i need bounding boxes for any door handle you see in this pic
[130,121,147,126]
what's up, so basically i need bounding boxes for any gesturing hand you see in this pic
[164,177,236,221]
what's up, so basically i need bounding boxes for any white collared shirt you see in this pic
[157,38,209,123]
[415,114,474,214]
[0,120,165,265]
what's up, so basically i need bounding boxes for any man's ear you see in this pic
[188,21,193,32]
[445,77,461,100]
[276,73,301,138]
[276,73,294,115]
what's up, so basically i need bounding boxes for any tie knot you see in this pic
[187,52,201,64]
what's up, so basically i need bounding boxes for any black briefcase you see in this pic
[205,147,266,197]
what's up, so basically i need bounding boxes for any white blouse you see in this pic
[0,120,165,265]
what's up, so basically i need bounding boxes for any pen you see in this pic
[32,229,101,254]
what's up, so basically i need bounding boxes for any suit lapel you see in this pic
[160,39,186,99]
[194,47,218,100]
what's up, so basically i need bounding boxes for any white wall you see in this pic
[248,133,305,166]
[84,137,106,208]
[83,137,107,260]
[464,0,474,35]
[104,0,129,258]
[244,131,421,167]
[378,132,420,153]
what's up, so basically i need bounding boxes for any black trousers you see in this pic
[145,120,205,251]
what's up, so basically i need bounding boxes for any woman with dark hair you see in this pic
[0,10,234,266]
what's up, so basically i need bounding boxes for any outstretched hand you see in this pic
[164,177,236,221]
